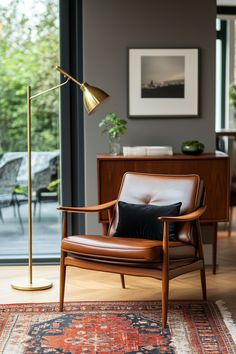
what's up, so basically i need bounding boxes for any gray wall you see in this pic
[83,0,216,233]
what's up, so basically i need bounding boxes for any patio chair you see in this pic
[14,153,59,222]
[34,166,58,220]
[0,157,23,231]
[58,172,207,329]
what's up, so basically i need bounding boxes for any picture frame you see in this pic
[128,48,199,117]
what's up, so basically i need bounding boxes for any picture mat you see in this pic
[129,48,198,117]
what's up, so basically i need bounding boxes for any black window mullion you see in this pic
[216,20,227,129]
[59,0,85,235]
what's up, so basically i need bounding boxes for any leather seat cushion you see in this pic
[61,235,196,263]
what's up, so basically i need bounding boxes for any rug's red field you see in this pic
[0,300,235,353]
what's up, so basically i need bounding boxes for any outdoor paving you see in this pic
[0,202,61,259]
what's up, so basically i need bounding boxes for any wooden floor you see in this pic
[0,225,236,322]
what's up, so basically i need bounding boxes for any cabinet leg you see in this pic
[212,223,217,274]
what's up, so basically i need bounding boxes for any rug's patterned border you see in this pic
[216,300,236,344]
[0,300,235,354]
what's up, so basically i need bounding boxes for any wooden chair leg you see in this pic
[162,222,169,330]
[161,277,169,330]
[200,268,207,300]
[120,274,125,288]
[212,223,217,274]
[59,251,66,311]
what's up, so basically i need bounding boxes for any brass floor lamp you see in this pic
[11,66,109,291]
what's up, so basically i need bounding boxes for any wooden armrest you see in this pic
[57,200,116,213]
[158,206,207,222]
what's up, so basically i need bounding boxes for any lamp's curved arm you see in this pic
[56,66,82,87]
[30,77,70,100]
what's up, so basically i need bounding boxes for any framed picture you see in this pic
[128,48,199,117]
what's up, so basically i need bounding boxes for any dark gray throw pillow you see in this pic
[114,201,182,241]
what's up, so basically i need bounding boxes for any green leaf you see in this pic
[98,112,127,139]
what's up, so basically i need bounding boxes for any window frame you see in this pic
[216,6,236,130]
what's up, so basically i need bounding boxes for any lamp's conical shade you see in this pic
[80,83,109,114]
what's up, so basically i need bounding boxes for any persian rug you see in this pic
[0,300,235,354]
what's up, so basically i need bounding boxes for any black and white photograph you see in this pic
[128,48,199,117]
[141,56,185,98]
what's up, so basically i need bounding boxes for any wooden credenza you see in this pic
[97,152,230,273]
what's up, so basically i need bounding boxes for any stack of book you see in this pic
[123,146,173,156]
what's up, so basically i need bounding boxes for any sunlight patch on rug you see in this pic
[0,300,235,353]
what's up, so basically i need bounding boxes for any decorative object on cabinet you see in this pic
[123,146,173,156]
[99,112,127,155]
[181,140,205,155]
[11,66,109,292]
[128,48,199,117]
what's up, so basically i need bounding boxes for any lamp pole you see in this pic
[11,67,109,291]
[27,85,33,287]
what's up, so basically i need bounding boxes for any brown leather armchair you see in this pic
[58,172,207,329]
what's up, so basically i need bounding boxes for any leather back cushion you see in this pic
[109,173,202,243]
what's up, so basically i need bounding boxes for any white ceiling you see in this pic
[217,0,236,5]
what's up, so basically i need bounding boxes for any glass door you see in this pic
[0,0,60,263]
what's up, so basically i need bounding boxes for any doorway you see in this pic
[0,0,60,263]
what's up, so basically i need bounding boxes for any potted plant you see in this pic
[99,112,127,155]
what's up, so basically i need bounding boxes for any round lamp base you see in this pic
[11,278,52,291]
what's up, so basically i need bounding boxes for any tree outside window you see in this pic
[0,0,59,154]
